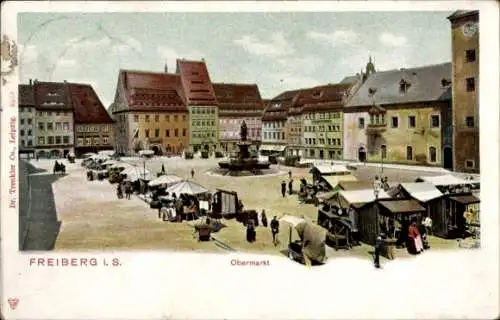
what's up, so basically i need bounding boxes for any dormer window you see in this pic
[368,87,377,96]
[399,79,411,93]
[312,90,322,98]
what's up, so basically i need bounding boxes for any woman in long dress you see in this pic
[408,221,424,254]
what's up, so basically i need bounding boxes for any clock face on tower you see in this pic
[462,22,478,38]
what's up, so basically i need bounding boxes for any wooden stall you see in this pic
[317,208,353,250]
[211,189,240,219]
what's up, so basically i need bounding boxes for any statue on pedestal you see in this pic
[240,120,248,141]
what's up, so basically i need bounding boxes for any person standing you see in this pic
[374,235,382,268]
[288,170,292,180]
[261,210,268,227]
[288,179,293,195]
[270,216,280,246]
[190,169,195,179]
[281,181,286,197]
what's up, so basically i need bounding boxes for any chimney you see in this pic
[164,63,168,73]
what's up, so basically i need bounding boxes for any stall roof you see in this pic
[449,194,480,205]
[148,174,183,187]
[337,181,374,190]
[280,215,306,227]
[417,174,470,186]
[340,189,391,204]
[165,180,209,195]
[399,182,443,202]
[311,164,351,175]
[379,200,426,213]
[322,175,358,189]
[259,145,286,152]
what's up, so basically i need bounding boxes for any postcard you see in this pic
[1,1,499,319]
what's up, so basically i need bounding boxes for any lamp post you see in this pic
[373,176,381,241]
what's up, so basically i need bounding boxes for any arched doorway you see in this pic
[50,149,60,158]
[443,147,453,170]
[151,145,161,156]
[358,147,367,162]
[204,144,209,151]
[37,150,47,159]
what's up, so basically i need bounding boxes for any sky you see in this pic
[18,11,453,107]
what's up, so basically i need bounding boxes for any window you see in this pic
[406,146,413,160]
[134,115,139,122]
[175,129,179,137]
[103,136,109,144]
[47,112,52,116]
[21,140,25,146]
[183,129,187,137]
[93,137,100,145]
[85,137,91,145]
[27,119,32,125]
[465,160,475,168]
[429,146,437,163]
[466,78,475,92]
[264,132,268,139]
[282,132,285,140]
[20,119,25,125]
[431,115,440,128]
[56,122,62,130]
[77,138,83,145]
[27,140,33,146]
[145,129,150,138]
[38,122,44,130]
[56,111,60,116]
[389,116,398,128]
[38,137,45,145]
[20,130,25,136]
[337,138,341,145]
[466,49,476,62]
[55,136,61,144]
[465,116,475,127]
[145,115,150,122]
[408,116,416,128]
[155,115,160,122]
[183,115,186,121]
[155,129,160,137]
[165,130,170,137]
[63,122,69,130]
[48,136,54,144]
[47,123,53,130]
[63,136,69,144]
[381,145,387,159]
[28,129,32,136]
[174,115,178,121]
[358,118,365,129]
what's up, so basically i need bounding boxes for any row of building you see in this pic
[17,10,479,173]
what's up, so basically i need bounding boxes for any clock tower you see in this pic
[447,10,479,173]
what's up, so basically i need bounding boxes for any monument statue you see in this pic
[240,120,248,141]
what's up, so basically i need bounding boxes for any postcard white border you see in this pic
[1,1,499,319]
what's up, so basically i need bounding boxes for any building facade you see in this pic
[111,70,189,155]
[213,83,263,152]
[260,90,300,155]
[300,84,354,160]
[32,81,75,158]
[286,105,303,156]
[448,10,479,173]
[18,84,36,158]
[70,83,115,156]
[176,59,219,153]
[344,63,452,167]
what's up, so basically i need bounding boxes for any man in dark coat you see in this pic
[288,170,292,180]
[288,179,293,195]
[270,216,279,246]
[190,169,195,179]
[374,235,382,268]
[281,181,286,197]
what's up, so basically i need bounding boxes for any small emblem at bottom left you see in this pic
[8,297,19,310]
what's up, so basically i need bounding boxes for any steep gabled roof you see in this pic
[19,84,35,106]
[120,70,187,112]
[345,62,452,108]
[447,10,479,21]
[212,83,264,110]
[33,81,73,110]
[301,83,353,112]
[69,83,114,124]
[176,59,217,106]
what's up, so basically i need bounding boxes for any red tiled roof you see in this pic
[213,83,264,111]
[33,81,73,110]
[301,83,352,112]
[69,83,114,124]
[19,84,35,106]
[176,59,217,106]
[121,70,187,112]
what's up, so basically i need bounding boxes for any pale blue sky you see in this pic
[18,12,453,107]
